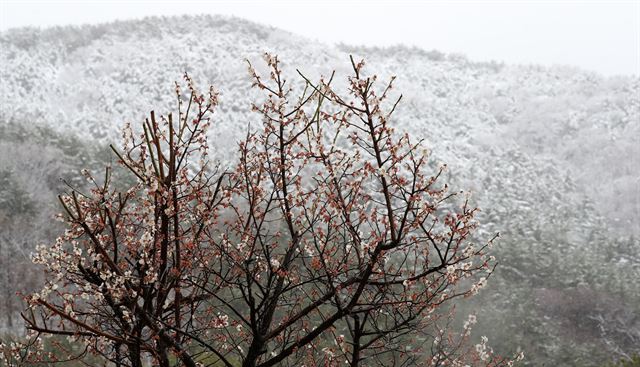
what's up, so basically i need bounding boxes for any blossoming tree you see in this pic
[3,55,522,367]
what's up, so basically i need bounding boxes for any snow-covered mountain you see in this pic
[1,15,637,235]
[1,14,638,366]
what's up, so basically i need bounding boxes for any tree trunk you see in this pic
[158,339,170,367]
[128,343,143,367]
[243,336,266,367]
[350,315,361,367]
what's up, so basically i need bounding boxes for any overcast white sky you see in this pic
[0,0,638,76]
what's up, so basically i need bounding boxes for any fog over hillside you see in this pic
[0,14,638,366]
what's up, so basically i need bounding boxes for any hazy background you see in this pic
[0,1,639,366]
[1,0,639,76]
